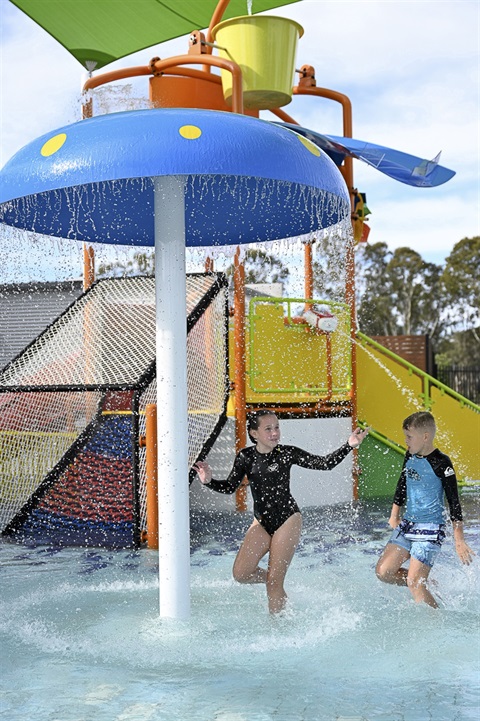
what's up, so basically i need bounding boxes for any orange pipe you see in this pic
[206,0,231,47]
[83,243,95,290]
[204,0,231,72]
[151,56,244,114]
[325,334,333,401]
[293,85,353,191]
[269,107,300,125]
[145,403,159,549]
[159,66,223,84]
[246,403,352,416]
[233,248,247,512]
[83,65,152,91]
[82,55,244,114]
[304,242,314,304]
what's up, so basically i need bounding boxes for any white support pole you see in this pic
[154,175,191,619]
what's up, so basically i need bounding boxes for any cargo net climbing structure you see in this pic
[0,274,229,548]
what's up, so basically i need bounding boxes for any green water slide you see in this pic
[356,333,480,498]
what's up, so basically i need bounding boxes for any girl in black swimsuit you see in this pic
[194,411,368,614]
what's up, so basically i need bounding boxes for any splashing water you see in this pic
[1,496,479,721]
[344,331,424,408]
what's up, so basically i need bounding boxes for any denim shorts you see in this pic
[388,520,446,568]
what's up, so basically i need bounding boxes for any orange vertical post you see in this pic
[233,247,247,512]
[82,243,96,421]
[145,403,159,549]
[83,243,95,290]
[304,241,314,303]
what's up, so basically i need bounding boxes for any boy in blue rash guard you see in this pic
[195,410,368,614]
[376,411,475,608]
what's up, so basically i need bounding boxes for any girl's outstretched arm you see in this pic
[348,427,369,447]
[194,460,212,485]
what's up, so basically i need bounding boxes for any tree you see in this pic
[386,247,444,338]
[355,243,445,341]
[311,232,350,303]
[435,328,480,366]
[355,242,397,335]
[224,248,289,287]
[442,236,480,343]
[97,250,155,278]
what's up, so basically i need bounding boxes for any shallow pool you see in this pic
[1,493,479,721]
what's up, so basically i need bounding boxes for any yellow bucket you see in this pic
[211,15,304,110]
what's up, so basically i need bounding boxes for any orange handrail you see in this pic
[82,55,244,115]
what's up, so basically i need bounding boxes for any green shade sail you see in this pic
[10,0,301,70]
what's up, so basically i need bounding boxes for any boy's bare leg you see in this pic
[407,558,438,608]
[233,520,271,584]
[376,543,411,586]
[266,512,303,614]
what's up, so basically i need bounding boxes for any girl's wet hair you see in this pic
[247,410,278,443]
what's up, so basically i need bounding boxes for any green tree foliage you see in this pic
[224,248,289,287]
[311,233,349,303]
[354,242,393,335]
[387,247,444,337]
[355,236,480,366]
[435,329,480,366]
[442,236,480,335]
[355,243,445,341]
[437,236,480,364]
[97,250,155,278]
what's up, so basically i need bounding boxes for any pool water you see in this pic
[1,494,479,721]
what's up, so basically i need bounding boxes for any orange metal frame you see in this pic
[82,54,244,116]
[140,403,159,549]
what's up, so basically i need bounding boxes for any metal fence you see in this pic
[436,366,480,405]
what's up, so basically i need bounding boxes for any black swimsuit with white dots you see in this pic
[206,443,352,536]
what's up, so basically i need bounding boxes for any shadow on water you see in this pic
[1,493,479,721]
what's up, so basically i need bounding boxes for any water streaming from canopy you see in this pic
[0,107,350,618]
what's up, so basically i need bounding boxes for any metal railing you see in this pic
[437,366,480,405]
[357,333,480,414]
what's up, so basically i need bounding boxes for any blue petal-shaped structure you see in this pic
[0,109,349,247]
[275,123,455,188]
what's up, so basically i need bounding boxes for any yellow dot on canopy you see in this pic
[41,133,67,157]
[179,125,202,140]
[297,135,321,157]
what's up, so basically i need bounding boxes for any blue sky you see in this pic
[0,0,478,286]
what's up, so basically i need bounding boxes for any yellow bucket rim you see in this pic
[211,14,305,41]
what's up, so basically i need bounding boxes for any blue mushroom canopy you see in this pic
[0,108,349,247]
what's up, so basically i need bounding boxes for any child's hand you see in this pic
[456,539,476,565]
[194,461,212,485]
[388,514,401,529]
[348,427,370,448]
